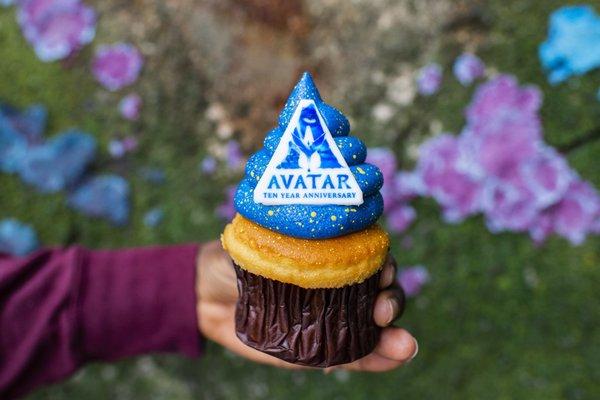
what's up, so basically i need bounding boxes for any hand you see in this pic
[196,240,418,371]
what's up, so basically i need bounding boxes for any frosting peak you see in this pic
[278,72,350,137]
[234,72,384,239]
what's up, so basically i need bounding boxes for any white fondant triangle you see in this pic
[254,99,364,205]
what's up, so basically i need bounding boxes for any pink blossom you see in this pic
[519,146,573,208]
[552,180,600,245]
[92,43,143,91]
[460,76,544,181]
[453,53,485,86]
[398,266,429,298]
[417,63,442,96]
[119,93,142,121]
[528,211,555,244]
[591,214,600,234]
[465,75,542,133]
[387,204,416,233]
[394,170,425,202]
[17,0,96,62]
[416,134,482,222]
[461,123,541,181]
[482,179,538,232]
[366,147,398,211]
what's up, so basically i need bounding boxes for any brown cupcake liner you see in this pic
[234,263,382,367]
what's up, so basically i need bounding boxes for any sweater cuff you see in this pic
[78,244,202,362]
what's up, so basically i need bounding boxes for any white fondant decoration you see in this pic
[254,99,363,205]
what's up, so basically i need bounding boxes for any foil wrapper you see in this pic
[234,264,382,367]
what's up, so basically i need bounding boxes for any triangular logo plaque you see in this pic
[254,99,363,205]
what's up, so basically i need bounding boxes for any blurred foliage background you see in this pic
[1,0,600,398]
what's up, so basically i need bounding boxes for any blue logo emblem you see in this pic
[254,99,363,205]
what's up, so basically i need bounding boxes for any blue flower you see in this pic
[19,130,96,193]
[0,219,39,256]
[143,207,164,227]
[0,103,47,173]
[539,5,600,84]
[67,175,130,225]
[0,114,27,173]
[0,103,47,142]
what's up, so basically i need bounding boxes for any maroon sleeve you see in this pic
[0,244,202,399]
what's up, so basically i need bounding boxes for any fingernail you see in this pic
[409,338,419,362]
[385,297,399,325]
[384,265,395,286]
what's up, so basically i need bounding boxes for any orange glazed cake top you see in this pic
[221,214,389,289]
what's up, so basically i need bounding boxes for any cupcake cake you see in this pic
[221,72,389,367]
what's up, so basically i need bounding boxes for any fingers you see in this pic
[373,286,405,327]
[379,254,397,288]
[201,302,310,370]
[341,352,404,372]
[375,328,418,363]
[343,328,418,372]
[197,240,238,304]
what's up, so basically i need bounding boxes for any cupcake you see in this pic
[221,72,389,367]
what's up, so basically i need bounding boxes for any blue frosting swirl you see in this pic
[234,72,384,239]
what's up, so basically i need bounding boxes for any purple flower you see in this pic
[19,130,96,193]
[387,204,416,233]
[108,136,138,158]
[460,123,540,181]
[416,135,481,222]
[539,5,600,84]
[551,180,600,245]
[216,185,237,220]
[453,53,485,86]
[591,213,600,234]
[92,43,143,91]
[200,156,217,174]
[143,207,164,227]
[0,219,39,256]
[68,175,130,225]
[481,178,538,233]
[519,146,573,208]
[226,140,243,169]
[461,75,543,180]
[17,0,96,62]
[465,75,542,132]
[366,147,398,211]
[417,63,443,95]
[528,211,555,245]
[397,266,429,298]
[119,93,142,121]
[394,170,425,202]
